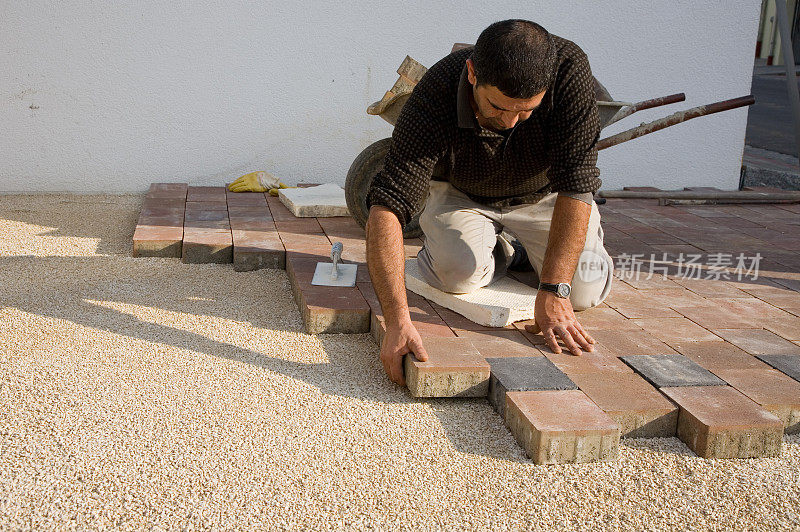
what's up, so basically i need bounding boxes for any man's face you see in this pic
[466,58,546,131]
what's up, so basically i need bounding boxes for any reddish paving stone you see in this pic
[673,300,769,330]
[274,218,325,235]
[453,329,541,358]
[142,197,186,210]
[279,233,332,256]
[613,304,682,319]
[571,307,641,330]
[487,357,577,417]
[740,286,800,308]
[660,386,783,458]
[185,200,228,211]
[145,182,188,199]
[505,390,620,464]
[187,186,227,202]
[265,195,297,221]
[403,238,424,259]
[225,190,268,207]
[589,328,678,356]
[756,354,800,383]
[413,321,457,339]
[232,229,285,271]
[670,341,772,372]
[711,328,800,355]
[632,317,722,344]
[299,287,371,334]
[182,228,232,264]
[317,217,364,239]
[132,225,183,257]
[404,337,489,398]
[671,278,752,299]
[568,372,678,438]
[542,346,635,375]
[763,313,800,341]
[713,368,800,434]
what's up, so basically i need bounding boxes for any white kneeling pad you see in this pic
[404,258,538,328]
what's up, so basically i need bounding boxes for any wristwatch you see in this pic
[538,282,571,299]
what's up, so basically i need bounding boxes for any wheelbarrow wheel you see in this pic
[345,138,424,239]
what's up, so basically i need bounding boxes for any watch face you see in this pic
[557,283,571,298]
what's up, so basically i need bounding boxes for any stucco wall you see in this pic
[0,1,761,193]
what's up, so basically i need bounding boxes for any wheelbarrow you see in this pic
[345,46,755,238]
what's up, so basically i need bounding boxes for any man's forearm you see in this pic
[366,206,411,325]
[539,195,591,284]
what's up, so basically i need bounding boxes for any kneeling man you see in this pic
[365,20,614,385]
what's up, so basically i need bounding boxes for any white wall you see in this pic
[0,1,761,193]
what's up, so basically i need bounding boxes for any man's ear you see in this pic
[466,58,477,86]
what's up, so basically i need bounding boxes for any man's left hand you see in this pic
[526,291,595,356]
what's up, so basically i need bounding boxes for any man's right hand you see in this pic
[380,320,428,386]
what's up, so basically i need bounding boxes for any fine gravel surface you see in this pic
[0,194,799,530]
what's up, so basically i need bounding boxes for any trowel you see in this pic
[311,242,358,287]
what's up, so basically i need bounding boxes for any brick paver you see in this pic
[132,185,800,460]
[713,368,800,434]
[505,390,620,464]
[621,354,726,388]
[660,386,784,458]
[486,357,577,417]
[568,372,678,438]
[756,354,800,383]
[404,337,490,398]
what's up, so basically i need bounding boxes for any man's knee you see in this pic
[570,251,614,311]
[418,248,493,294]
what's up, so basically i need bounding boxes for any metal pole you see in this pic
[775,0,800,159]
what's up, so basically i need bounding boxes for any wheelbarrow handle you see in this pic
[597,95,756,151]
[630,93,686,112]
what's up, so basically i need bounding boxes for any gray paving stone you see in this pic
[486,356,577,417]
[756,354,800,383]
[621,354,725,388]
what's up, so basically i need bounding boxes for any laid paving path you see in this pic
[133,184,800,462]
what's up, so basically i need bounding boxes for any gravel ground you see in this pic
[0,194,798,530]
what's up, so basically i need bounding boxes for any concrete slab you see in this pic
[486,357,576,418]
[621,354,725,388]
[404,259,537,328]
[278,183,349,218]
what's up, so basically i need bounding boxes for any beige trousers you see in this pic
[416,181,613,310]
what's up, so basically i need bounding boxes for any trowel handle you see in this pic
[331,241,343,268]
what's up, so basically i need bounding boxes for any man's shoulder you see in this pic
[551,34,590,66]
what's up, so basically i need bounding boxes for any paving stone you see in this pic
[660,386,784,458]
[404,337,490,398]
[673,302,760,329]
[145,182,188,199]
[182,228,232,264]
[543,346,635,375]
[132,225,183,257]
[763,313,800,341]
[278,183,349,217]
[568,372,678,438]
[711,328,800,355]
[225,190,268,207]
[621,354,725,388]
[505,390,620,464]
[632,317,722,344]
[265,195,298,221]
[141,197,186,210]
[298,287,371,334]
[572,307,642,330]
[274,218,325,235]
[756,354,800,383]
[404,258,537,327]
[231,229,285,271]
[279,232,332,256]
[453,329,541,358]
[486,357,576,417]
[671,341,772,372]
[713,368,800,434]
[187,185,227,202]
[588,328,678,356]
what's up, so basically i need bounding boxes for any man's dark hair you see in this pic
[471,19,556,99]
